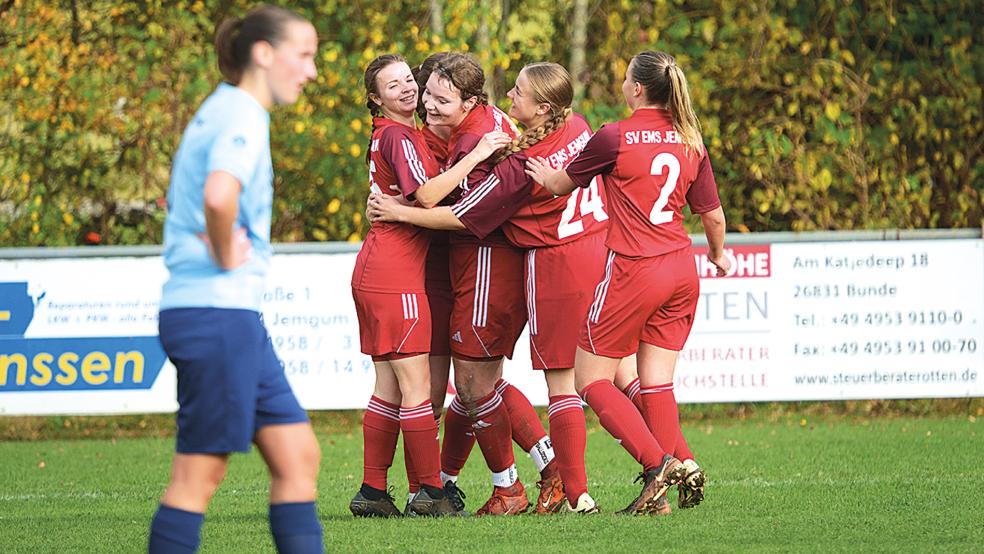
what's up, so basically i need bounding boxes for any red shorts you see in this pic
[449,243,527,359]
[426,234,453,357]
[352,288,431,357]
[579,246,698,357]
[526,231,607,369]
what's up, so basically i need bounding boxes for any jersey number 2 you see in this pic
[649,152,680,225]
[558,177,608,239]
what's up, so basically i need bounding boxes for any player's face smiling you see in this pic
[423,72,472,129]
[372,62,418,120]
[268,21,318,106]
[506,69,545,127]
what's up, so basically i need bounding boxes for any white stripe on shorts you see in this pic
[472,246,491,327]
[588,251,617,324]
[526,249,537,336]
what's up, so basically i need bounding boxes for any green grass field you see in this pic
[1,409,981,553]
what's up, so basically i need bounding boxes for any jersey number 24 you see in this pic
[558,176,608,239]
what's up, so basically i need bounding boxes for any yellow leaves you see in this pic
[14,63,24,76]
[323,50,338,63]
[889,133,899,145]
[33,195,41,206]
[841,50,855,66]
[349,144,361,158]
[294,122,306,134]
[349,119,362,133]
[191,1,204,14]
[19,76,29,88]
[347,232,362,243]
[63,213,74,225]
[786,101,799,116]
[326,198,341,214]
[311,228,328,241]
[329,143,341,154]
[32,223,39,234]
[815,168,833,191]
[799,42,812,55]
[20,172,30,185]
[824,102,841,121]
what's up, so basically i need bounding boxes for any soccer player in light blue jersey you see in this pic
[149,5,321,553]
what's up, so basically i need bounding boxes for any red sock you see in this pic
[362,396,400,490]
[441,397,476,477]
[582,379,664,471]
[622,377,644,413]
[400,401,442,489]
[470,390,515,473]
[496,379,548,453]
[675,427,695,461]
[641,383,679,460]
[548,395,587,506]
[403,438,419,493]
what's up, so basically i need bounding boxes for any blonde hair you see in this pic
[493,62,573,163]
[631,51,703,156]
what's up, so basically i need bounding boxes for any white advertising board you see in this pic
[1,239,981,415]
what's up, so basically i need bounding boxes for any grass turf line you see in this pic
[0,415,981,553]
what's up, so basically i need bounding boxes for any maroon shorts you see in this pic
[352,288,431,357]
[426,235,453,357]
[526,231,606,369]
[449,243,527,359]
[579,246,698,357]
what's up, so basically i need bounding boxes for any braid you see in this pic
[493,107,571,164]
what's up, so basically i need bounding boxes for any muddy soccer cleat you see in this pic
[444,480,468,512]
[533,473,566,514]
[560,492,600,514]
[349,484,402,518]
[615,455,687,515]
[408,484,468,517]
[677,459,706,509]
[475,480,530,515]
[653,493,672,515]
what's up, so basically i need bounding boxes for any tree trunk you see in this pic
[570,0,588,106]
[429,0,445,40]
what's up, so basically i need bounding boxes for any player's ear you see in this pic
[462,96,477,112]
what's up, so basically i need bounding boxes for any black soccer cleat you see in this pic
[349,484,402,518]
[444,480,467,512]
[408,484,469,517]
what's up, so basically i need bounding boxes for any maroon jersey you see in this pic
[445,104,519,247]
[352,117,441,293]
[451,113,608,248]
[421,125,449,167]
[566,108,720,258]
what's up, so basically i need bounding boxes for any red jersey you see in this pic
[445,104,519,247]
[450,113,608,248]
[352,118,441,293]
[565,108,720,258]
[421,125,449,167]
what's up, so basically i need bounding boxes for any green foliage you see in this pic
[0,0,980,246]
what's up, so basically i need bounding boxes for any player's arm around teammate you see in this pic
[150,7,322,553]
[527,51,730,516]
[370,62,609,515]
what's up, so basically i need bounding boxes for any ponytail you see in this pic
[631,51,703,157]
[493,107,571,163]
[665,64,703,156]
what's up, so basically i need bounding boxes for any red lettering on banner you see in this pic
[679,372,768,389]
[692,244,771,278]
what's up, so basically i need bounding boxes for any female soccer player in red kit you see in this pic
[349,53,508,517]
[527,50,730,515]
[403,53,557,515]
[370,62,610,514]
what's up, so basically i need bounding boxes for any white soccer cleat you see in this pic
[561,492,600,514]
[677,459,705,509]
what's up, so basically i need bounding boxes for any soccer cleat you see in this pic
[349,485,402,518]
[444,480,468,512]
[653,493,672,515]
[403,492,417,517]
[616,454,687,516]
[408,485,469,517]
[560,492,600,514]
[533,473,566,514]
[677,459,705,509]
[475,480,530,516]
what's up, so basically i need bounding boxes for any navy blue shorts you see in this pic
[158,308,308,454]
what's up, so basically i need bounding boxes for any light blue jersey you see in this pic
[160,83,273,311]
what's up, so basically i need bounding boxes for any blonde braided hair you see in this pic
[493,62,574,164]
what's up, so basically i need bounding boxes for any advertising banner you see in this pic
[2,239,981,415]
